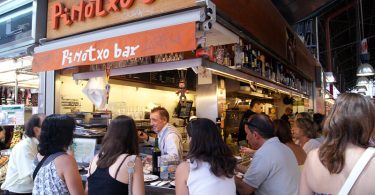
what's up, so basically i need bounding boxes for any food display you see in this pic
[9,130,22,148]
[0,155,8,167]
[0,155,9,182]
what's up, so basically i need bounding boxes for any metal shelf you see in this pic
[201,59,310,98]
[73,57,309,98]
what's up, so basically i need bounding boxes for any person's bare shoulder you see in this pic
[176,161,189,175]
[55,154,78,169]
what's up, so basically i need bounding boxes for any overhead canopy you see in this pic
[32,22,196,72]
[32,8,203,72]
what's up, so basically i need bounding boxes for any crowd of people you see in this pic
[0,92,374,195]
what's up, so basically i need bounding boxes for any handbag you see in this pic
[338,147,375,195]
[127,155,137,195]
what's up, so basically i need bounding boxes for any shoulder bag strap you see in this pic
[127,155,137,195]
[33,154,50,180]
[338,147,375,195]
[33,152,67,180]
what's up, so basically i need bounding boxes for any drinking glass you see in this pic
[238,140,249,160]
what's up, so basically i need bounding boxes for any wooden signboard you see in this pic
[47,0,198,40]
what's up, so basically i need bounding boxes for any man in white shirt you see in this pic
[1,114,45,195]
[235,114,300,195]
[139,106,182,159]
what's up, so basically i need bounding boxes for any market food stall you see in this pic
[31,0,319,193]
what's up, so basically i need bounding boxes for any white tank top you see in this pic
[187,160,236,195]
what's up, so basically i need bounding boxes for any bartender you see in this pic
[138,106,183,160]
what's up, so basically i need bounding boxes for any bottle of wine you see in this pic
[239,40,245,69]
[251,46,257,70]
[233,41,243,69]
[247,44,254,69]
[243,44,249,69]
[152,138,161,176]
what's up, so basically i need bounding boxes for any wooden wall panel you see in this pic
[213,0,316,81]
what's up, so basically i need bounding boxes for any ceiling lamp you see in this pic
[356,76,369,86]
[325,72,336,83]
[356,0,374,77]
[356,62,375,76]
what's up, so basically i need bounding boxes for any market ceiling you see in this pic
[273,0,375,92]
[271,0,337,24]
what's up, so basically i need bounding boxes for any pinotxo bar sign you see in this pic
[47,0,197,39]
[33,22,196,72]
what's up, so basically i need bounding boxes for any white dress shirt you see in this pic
[147,123,183,160]
[1,137,39,193]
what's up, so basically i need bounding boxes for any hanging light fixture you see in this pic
[357,62,375,76]
[356,76,369,86]
[325,72,336,83]
[356,0,375,76]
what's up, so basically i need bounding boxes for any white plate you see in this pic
[144,174,159,182]
[170,181,175,186]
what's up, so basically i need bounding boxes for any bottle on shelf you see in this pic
[223,46,232,67]
[239,40,245,69]
[251,46,258,72]
[243,44,250,69]
[276,63,282,83]
[259,52,265,77]
[215,46,225,65]
[152,138,161,176]
[265,62,271,80]
[233,41,243,69]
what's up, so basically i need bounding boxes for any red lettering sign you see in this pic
[51,0,156,30]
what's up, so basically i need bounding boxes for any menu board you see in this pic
[0,105,24,125]
[71,138,96,165]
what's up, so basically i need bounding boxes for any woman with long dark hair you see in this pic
[299,93,375,194]
[86,115,144,195]
[175,118,236,195]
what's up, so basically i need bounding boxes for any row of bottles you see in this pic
[90,52,185,71]
[208,41,309,93]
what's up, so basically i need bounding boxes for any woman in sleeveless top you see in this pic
[86,115,144,195]
[33,114,84,195]
[175,118,237,195]
[299,93,375,194]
